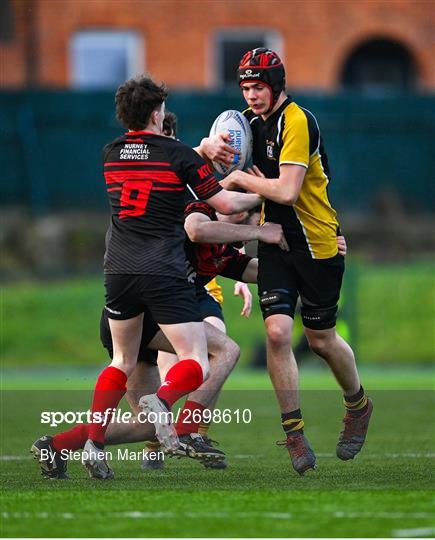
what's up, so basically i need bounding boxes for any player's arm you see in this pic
[221,164,306,206]
[179,145,261,213]
[184,211,288,250]
[194,132,239,167]
[205,188,263,215]
[222,109,311,205]
[240,258,258,283]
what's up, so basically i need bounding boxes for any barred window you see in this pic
[212,29,282,87]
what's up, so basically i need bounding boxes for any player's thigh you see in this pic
[108,315,144,372]
[204,316,226,333]
[147,329,174,354]
[202,320,240,364]
[103,274,147,370]
[147,329,177,379]
[138,275,207,364]
[197,288,226,333]
[158,321,207,361]
[294,254,345,331]
[100,301,159,363]
[257,243,299,320]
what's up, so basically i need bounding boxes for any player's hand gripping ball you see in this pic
[209,110,253,177]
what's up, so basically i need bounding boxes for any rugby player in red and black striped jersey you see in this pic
[31,75,263,480]
[34,199,287,477]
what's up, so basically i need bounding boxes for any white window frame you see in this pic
[209,28,283,88]
[70,30,144,89]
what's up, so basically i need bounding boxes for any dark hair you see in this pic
[115,75,168,130]
[163,111,178,138]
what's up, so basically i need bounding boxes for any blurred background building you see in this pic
[1,0,434,92]
[1,0,434,366]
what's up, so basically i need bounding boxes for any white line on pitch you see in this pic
[0,455,32,461]
[2,511,433,521]
[393,527,435,538]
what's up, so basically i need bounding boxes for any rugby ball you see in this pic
[209,110,253,176]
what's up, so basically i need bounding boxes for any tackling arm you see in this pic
[221,164,306,206]
[194,132,239,167]
[205,188,263,215]
[240,258,258,284]
[184,212,288,250]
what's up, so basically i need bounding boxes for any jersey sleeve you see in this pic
[218,247,252,282]
[279,109,310,168]
[170,141,222,200]
[184,200,216,221]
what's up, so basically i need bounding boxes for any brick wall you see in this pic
[1,0,434,90]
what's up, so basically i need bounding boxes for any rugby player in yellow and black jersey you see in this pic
[219,48,373,475]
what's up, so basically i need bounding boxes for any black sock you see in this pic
[281,409,304,435]
[344,386,368,416]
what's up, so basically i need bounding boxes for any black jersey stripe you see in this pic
[105,161,171,167]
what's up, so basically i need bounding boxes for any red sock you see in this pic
[175,400,205,436]
[52,424,89,452]
[88,366,127,445]
[157,359,203,407]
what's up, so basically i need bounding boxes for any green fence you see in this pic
[1,91,434,214]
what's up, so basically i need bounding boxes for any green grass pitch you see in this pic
[0,368,434,537]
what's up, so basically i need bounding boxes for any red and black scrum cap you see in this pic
[237,48,286,107]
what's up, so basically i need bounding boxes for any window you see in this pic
[213,29,283,87]
[70,31,144,89]
[0,0,14,42]
[340,38,417,93]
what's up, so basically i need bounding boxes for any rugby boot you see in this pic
[336,398,373,460]
[30,435,68,479]
[201,436,227,469]
[82,439,114,479]
[277,432,316,475]
[174,433,226,466]
[142,451,165,470]
[138,394,179,453]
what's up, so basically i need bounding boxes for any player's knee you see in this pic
[197,358,210,382]
[259,289,294,319]
[266,320,291,348]
[225,336,241,368]
[110,358,136,377]
[306,334,332,357]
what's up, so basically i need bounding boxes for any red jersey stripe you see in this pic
[104,171,182,185]
[195,177,217,190]
[195,178,220,196]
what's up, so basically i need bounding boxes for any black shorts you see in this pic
[196,286,224,322]
[104,274,202,324]
[257,243,344,322]
[100,308,159,365]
